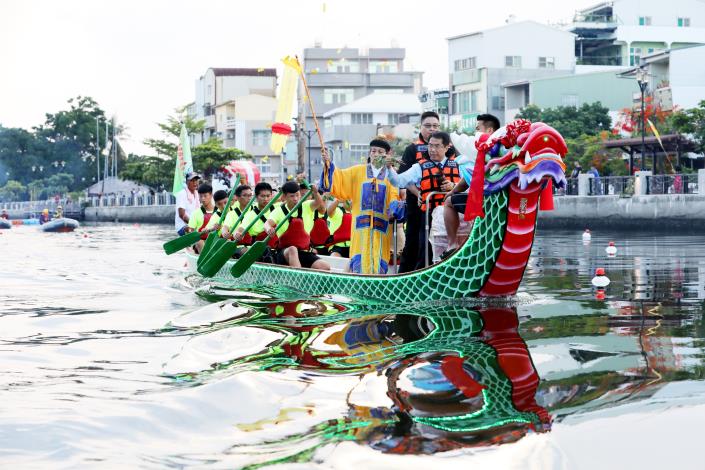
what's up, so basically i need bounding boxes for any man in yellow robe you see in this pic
[321,139,398,274]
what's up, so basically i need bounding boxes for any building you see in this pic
[503,69,638,122]
[568,0,705,67]
[620,44,705,111]
[302,46,423,172]
[322,92,422,168]
[189,68,284,182]
[419,89,450,127]
[447,20,576,131]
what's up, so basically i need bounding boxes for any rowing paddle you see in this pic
[230,183,314,278]
[197,189,284,278]
[163,175,238,256]
[196,174,241,264]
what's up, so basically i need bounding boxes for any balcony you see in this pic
[368,73,414,87]
[576,56,623,66]
[224,118,238,130]
[306,72,365,87]
[452,69,482,86]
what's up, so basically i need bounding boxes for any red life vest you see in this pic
[277,206,310,251]
[310,210,330,247]
[231,207,252,245]
[251,206,278,248]
[199,206,214,240]
[418,156,461,212]
[332,207,352,244]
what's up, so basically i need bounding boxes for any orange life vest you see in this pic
[277,206,310,251]
[418,156,461,212]
[414,137,427,163]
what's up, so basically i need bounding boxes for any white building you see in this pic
[621,44,705,111]
[568,0,705,67]
[322,92,422,168]
[189,68,283,182]
[447,21,576,130]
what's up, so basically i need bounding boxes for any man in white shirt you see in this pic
[174,172,201,236]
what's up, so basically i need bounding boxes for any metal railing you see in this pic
[646,175,699,195]
[589,176,634,196]
[555,178,579,196]
[85,192,176,207]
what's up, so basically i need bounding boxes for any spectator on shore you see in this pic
[570,162,582,179]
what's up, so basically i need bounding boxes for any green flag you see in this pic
[172,124,194,194]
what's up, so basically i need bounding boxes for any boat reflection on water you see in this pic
[167,298,551,463]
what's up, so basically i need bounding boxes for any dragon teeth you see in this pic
[524,152,531,165]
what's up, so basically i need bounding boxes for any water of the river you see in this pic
[2,223,704,469]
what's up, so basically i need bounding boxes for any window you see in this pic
[491,86,505,110]
[678,17,690,27]
[369,60,398,73]
[630,47,642,66]
[453,90,479,114]
[539,56,555,69]
[561,94,579,107]
[505,56,522,68]
[454,57,477,71]
[350,144,368,161]
[639,16,652,26]
[351,113,373,125]
[327,59,359,73]
[324,88,354,105]
[324,119,332,129]
[388,113,401,125]
[258,158,271,174]
[252,130,271,146]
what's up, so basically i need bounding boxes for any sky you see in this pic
[0,0,598,155]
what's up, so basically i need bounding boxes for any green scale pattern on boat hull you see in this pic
[200,190,509,302]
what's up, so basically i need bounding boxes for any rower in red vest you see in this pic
[185,183,216,253]
[230,182,279,255]
[327,198,352,258]
[263,181,331,271]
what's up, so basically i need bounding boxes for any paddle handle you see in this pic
[223,187,260,237]
[233,190,284,241]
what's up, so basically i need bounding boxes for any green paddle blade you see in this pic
[198,236,227,269]
[197,232,219,267]
[230,241,268,278]
[162,230,203,255]
[197,240,241,277]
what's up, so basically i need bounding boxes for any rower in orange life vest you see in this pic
[227,182,279,260]
[184,183,217,253]
[386,131,460,270]
[262,181,331,271]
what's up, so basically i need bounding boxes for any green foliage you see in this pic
[120,154,174,190]
[669,100,705,153]
[192,138,252,177]
[25,173,74,200]
[516,102,612,140]
[0,96,114,196]
[143,107,205,158]
[0,180,27,201]
[517,103,627,175]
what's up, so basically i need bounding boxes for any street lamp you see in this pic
[635,67,648,173]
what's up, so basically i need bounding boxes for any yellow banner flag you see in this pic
[270,56,302,154]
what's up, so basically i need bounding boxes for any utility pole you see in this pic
[296,72,306,177]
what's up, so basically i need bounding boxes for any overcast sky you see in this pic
[1,0,596,155]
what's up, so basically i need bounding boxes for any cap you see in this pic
[186,172,201,181]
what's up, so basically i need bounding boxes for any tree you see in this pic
[143,107,205,158]
[192,138,252,177]
[516,102,612,140]
[670,100,705,153]
[0,180,27,202]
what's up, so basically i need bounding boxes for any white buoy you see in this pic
[605,241,617,256]
[582,229,591,242]
[591,268,610,287]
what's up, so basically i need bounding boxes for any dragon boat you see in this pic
[187,120,567,302]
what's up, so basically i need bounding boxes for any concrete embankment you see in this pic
[538,194,705,231]
[84,206,173,223]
